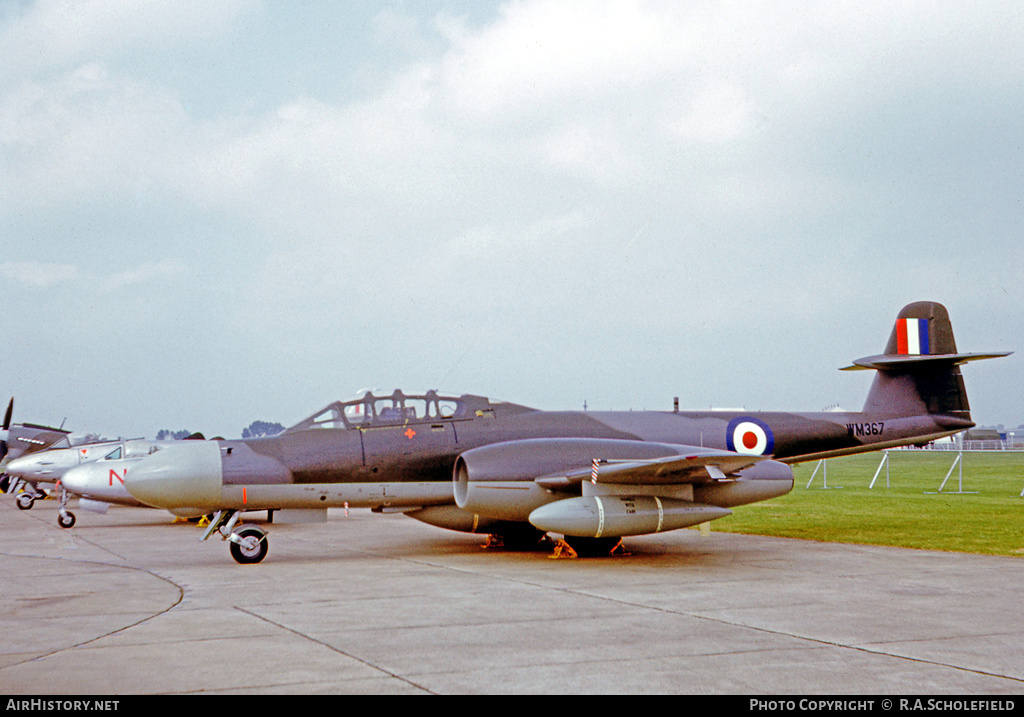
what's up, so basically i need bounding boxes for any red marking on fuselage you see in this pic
[109,469,125,486]
[405,428,416,439]
[742,432,759,450]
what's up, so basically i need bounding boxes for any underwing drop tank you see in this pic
[528,496,732,538]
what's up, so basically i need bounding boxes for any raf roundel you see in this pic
[726,417,775,456]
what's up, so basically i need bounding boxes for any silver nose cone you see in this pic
[125,442,223,511]
[59,464,93,495]
[60,462,132,502]
[5,452,73,480]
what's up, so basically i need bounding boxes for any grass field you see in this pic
[714,450,1024,557]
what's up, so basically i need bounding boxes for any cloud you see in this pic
[8,0,1015,266]
[0,0,257,78]
[0,62,190,221]
[103,260,187,291]
[0,259,184,291]
[435,1,669,120]
[2,1,1022,435]
[0,261,80,287]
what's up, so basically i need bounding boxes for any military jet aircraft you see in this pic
[3,437,196,526]
[51,448,160,527]
[124,301,1009,563]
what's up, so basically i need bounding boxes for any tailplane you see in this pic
[842,302,1010,420]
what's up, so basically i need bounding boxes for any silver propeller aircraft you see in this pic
[123,302,1009,563]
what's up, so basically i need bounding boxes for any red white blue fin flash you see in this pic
[896,318,930,355]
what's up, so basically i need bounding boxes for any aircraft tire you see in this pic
[229,526,268,564]
[58,512,76,529]
[16,493,34,510]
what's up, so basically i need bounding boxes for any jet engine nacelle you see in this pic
[453,452,561,522]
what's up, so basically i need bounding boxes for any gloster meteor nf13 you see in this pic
[123,302,1009,563]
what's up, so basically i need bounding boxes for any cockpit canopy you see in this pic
[284,390,473,432]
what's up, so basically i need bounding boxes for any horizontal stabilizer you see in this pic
[847,301,1011,418]
[842,351,1011,371]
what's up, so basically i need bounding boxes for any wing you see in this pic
[533,449,768,490]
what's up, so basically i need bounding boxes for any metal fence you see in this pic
[928,439,1024,451]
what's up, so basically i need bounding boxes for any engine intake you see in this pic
[454,453,561,522]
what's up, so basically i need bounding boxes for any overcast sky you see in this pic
[2,0,1022,440]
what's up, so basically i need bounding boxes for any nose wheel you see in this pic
[56,484,76,529]
[229,526,269,564]
[203,510,270,564]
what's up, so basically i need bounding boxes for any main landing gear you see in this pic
[203,510,269,564]
[3,477,47,511]
[549,536,626,559]
[482,526,628,558]
[16,491,37,511]
[482,524,552,552]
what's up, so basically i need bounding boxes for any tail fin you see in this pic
[842,301,1010,420]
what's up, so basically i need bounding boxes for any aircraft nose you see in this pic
[125,441,223,511]
[59,464,90,494]
[4,454,47,478]
[4,455,29,476]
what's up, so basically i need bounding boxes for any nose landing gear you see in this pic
[56,483,76,529]
[203,510,269,564]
